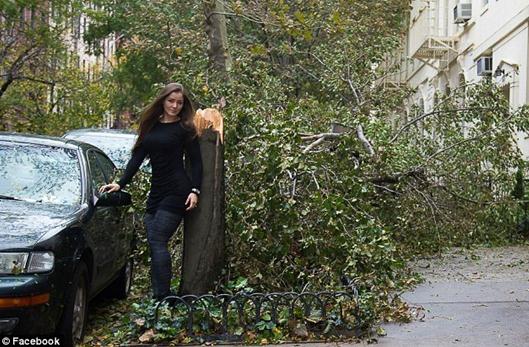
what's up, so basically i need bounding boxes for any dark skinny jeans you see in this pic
[143,209,183,299]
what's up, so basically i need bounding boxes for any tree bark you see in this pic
[204,0,232,77]
[179,109,225,295]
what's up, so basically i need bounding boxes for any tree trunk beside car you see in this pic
[179,108,225,295]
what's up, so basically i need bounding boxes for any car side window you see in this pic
[87,150,108,195]
[94,152,117,183]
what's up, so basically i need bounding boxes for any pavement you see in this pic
[379,280,529,346]
[261,246,529,347]
[377,246,529,347]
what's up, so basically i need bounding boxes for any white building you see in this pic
[60,2,118,127]
[66,3,117,79]
[389,0,529,155]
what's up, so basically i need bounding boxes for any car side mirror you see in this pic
[96,191,132,207]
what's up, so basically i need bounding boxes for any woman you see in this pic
[99,83,203,301]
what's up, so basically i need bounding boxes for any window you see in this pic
[87,150,113,196]
[0,144,81,205]
[94,152,117,183]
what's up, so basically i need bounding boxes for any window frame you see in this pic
[86,149,117,197]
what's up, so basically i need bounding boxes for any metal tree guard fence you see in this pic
[153,283,361,342]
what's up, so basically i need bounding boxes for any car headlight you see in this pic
[28,252,55,273]
[0,253,29,274]
[0,252,54,274]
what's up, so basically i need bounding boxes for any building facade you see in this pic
[389,0,529,155]
[65,3,118,127]
[66,2,117,79]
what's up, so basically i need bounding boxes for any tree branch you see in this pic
[411,184,439,228]
[302,136,326,153]
[356,124,374,156]
[0,76,15,99]
[301,125,375,156]
[372,183,401,195]
[368,167,425,184]
[425,111,516,163]
[15,76,56,85]
[389,107,503,144]
[206,10,271,25]
[432,184,488,205]
[0,43,44,98]
[301,133,342,140]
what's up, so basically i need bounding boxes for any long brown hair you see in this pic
[133,83,196,151]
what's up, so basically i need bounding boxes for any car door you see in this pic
[92,151,133,273]
[85,149,120,290]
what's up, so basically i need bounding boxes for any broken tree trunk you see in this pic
[179,108,225,295]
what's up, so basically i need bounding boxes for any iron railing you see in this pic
[154,283,360,342]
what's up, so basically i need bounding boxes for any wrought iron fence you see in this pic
[154,282,360,342]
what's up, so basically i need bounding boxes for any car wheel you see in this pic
[106,258,133,299]
[58,262,88,347]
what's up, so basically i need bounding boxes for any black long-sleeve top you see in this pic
[118,120,203,214]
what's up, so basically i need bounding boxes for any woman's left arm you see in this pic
[184,135,202,211]
[185,135,203,193]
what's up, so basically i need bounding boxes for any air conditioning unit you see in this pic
[454,1,472,24]
[477,56,493,76]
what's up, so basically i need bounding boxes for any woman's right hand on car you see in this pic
[99,183,121,194]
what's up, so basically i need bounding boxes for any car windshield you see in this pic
[67,133,135,169]
[0,143,82,206]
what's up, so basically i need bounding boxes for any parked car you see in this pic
[62,128,150,172]
[63,128,149,234]
[0,132,135,346]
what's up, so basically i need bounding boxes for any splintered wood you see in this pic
[194,108,224,143]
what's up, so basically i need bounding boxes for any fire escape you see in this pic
[408,1,458,71]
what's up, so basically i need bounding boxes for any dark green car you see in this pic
[0,133,135,346]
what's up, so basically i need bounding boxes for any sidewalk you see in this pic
[378,246,529,347]
[260,246,529,347]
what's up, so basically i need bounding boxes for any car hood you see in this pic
[0,199,80,250]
